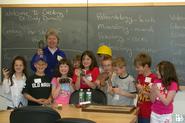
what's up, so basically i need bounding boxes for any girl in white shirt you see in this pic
[2,56,28,108]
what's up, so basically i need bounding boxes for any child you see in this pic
[150,61,179,123]
[51,59,74,105]
[95,56,115,105]
[72,54,81,69]
[22,55,52,106]
[96,56,113,89]
[109,57,136,106]
[134,52,157,123]
[96,56,120,105]
[96,45,112,73]
[73,50,99,90]
[2,56,28,108]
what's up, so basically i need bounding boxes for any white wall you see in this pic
[174,91,185,114]
[0,8,1,81]
[0,0,185,4]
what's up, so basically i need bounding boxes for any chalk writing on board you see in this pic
[169,14,185,21]
[134,26,154,33]
[127,37,147,42]
[5,29,22,36]
[96,12,136,24]
[110,46,133,58]
[98,31,148,43]
[171,40,185,47]
[5,8,68,23]
[170,23,185,38]
[137,15,156,23]
[96,12,156,51]
[170,23,185,30]
[4,27,65,44]
[97,13,156,24]
[97,24,130,35]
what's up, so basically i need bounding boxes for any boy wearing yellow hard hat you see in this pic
[96,45,115,104]
[96,45,112,73]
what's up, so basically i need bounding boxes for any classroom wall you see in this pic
[0,8,1,81]
[0,0,185,4]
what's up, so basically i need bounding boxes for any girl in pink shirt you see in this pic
[51,59,74,105]
[150,61,179,123]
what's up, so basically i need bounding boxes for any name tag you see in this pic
[156,83,162,88]
[57,55,63,61]
[113,94,120,100]
[34,78,41,83]
[145,77,151,83]
[86,74,92,81]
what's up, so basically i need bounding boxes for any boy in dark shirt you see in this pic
[22,55,52,106]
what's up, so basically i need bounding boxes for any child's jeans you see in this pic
[151,111,172,123]
[138,116,150,123]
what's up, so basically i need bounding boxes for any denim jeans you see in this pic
[138,116,150,123]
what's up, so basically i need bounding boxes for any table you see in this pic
[0,105,137,123]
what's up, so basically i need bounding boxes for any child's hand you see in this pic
[107,86,112,92]
[2,68,10,79]
[112,87,120,94]
[136,83,143,91]
[95,80,101,87]
[42,98,52,105]
[108,72,113,79]
[81,76,88,83]
[69,78,73,84]
[119,90,128,96]
[56,78,60,84]
[151,84,160,96]
[74,69,81,77]
[36,98,47,104]
[142,90,150,96]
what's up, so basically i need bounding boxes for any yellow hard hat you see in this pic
[97,45,112,56]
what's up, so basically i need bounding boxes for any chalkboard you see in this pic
[2,6,185,85]
[2,8,88,74]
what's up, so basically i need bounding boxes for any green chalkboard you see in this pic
[2,7,88,74]
[2,6,185,85]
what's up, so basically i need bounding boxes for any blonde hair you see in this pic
[45,28,59,41]
[134,52,151,67]
[112,57,126,67]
